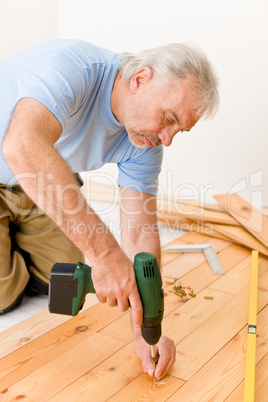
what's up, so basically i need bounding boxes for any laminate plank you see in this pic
[163,256,253,344]
[163,251,253,343]
[226,353,268,402]
[168,254,268,380]
[0,293,98,359]
[0,303,124,390]
[108,373,184,402]
[163,244,249,304]
[166,306,268,401]
[0,333,125,401]
[173,198,225,212]
[100,245,249,344]
[215,193,268,248]
[158,213,231,241]
[163,288,233,344]
[212,223,268,256]
[49,342,184,401]
[209,254,268,297]
[158,203,239,225]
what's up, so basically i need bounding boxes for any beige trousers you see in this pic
[0,185,84,311]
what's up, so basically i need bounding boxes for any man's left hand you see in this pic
[134,332,176,381]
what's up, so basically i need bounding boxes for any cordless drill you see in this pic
[49,252,164,348]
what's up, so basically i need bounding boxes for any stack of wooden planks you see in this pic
[83,181,268,257]
[158,192,268,258]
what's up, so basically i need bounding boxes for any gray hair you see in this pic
[120,43,219,120]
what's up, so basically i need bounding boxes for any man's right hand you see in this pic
[90,248,143,328]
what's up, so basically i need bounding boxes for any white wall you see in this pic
[0,0,58,61]
[4,1,265,206]
[58,0,268,207]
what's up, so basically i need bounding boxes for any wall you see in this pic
[58,0,267,207]
[0,0,58,61]
[4,0,264,206]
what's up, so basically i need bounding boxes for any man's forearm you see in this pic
[3,138,118,263]
[120,187,161,265]
[121,231,161,266]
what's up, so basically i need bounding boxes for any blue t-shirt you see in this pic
[0,39,163,195]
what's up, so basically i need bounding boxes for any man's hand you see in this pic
[134,331,176,380]
[91,248,143,329]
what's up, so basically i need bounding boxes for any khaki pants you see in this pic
[0,185,84,311]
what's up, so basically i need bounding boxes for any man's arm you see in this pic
[120,186,161,262]
[2,98,142,327]
[120,187,176,380]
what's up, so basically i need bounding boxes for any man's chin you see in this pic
[127,133,148,148]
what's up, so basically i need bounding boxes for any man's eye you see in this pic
[166,118,173,124]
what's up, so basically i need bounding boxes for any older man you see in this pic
[0,39,219,379]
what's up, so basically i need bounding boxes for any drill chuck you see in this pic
[141,322,162,346]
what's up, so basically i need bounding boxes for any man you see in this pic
[0,39,219,379]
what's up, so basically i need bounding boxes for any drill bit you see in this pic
[151,345,157,380]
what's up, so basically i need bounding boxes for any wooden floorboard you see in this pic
[0,232,267,401]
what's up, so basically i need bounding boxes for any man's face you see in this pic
[123,75,199,148]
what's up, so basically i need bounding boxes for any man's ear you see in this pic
[129,67,153,93]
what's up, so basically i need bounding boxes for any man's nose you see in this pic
[157,128,177,147]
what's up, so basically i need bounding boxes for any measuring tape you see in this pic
[244,250,259,402]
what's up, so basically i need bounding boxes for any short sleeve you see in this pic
[117,145,163,196]
[16,51,88,130]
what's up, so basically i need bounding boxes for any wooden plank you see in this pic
[158,203,239,225]
[210,255,268,310]
[0,293,98,359]
[100,245,250,344]
[0,333,126,400]
[82,181,225,213]
[108,373,183,402]
[226,353,268,402]
[174,244,250,297]
[157,193,226,212]
[159,213,268,256]
[170,290,248,381]
[209,256,252,294]
[214,193,268,248]
[158,213,232,241]
[166,306,268,401]
[0,303,124,390]
[163,287,233,344]
[163,250,253,343]
[50,342,184,401]
[168,253,268,381]
[163,255,251,344]
[173,198,225,212]
[211,223,268,256]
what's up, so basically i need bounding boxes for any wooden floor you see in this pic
[0,231,268,401]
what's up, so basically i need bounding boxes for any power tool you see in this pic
[49,252,164,373]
